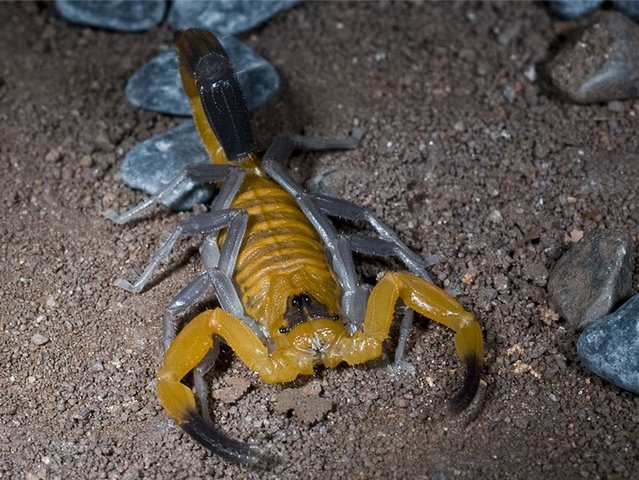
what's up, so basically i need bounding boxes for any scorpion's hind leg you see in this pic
[362,272,484,413]
[104,164,242,225]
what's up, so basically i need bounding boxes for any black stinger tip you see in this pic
[447,353,482,415]
[181,409,273,467]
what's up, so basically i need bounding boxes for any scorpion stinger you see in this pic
[108,28,485,466]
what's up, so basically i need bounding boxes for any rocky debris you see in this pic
[125,35,280,115]
[547,231,634,329]
[547,11,639,104]
[577,293,639,395]
[119,121,212,211]
[168,0,296,34]
[31,333,49,346]
[274,382,333,424]
[55,0,166,32]
[211,376,252,404]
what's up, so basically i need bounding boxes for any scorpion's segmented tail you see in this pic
[157,379,267,466]
[447,352,482,414]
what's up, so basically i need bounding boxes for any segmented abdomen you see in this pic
[225,172,339,332]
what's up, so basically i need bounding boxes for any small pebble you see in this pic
[31,333,49,346]
[169,0,296,34]
[55,0,166,32]
[577,293,639,395]
[125,36,280,115]
[119,121,213,211]
[548,11,639,104]
[547,231,634,330]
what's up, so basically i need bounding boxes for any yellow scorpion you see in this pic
[106,29,484,465]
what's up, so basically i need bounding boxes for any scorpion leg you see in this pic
[115,208,247,294]
[261,131,368,330]
[113,167,246,294]
[105,164,242,225]
[312,194,435,279]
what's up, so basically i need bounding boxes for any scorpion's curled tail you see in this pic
[447,352,482,414]
[156,379,268,466]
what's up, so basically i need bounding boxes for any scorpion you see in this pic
[106,28,484,465]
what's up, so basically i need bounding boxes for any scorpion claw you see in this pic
[181,410,271,466]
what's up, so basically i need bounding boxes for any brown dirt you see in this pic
[2,2,638,479]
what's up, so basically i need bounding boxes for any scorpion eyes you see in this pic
[279,326,291,334]
[301,295,311,305]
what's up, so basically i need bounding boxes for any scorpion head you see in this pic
[274,293,345,360]
[279,293,340,334]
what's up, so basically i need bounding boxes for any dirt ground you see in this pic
[2,1,638,479]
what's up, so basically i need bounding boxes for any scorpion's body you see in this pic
[108,29,484,465]
[227,171,340,334]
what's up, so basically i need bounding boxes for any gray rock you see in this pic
[125,36,279,115]
[168,0,296,34]
[548,11,639,104]
[613,0,639,20]
[55,0,166,32]
[547,0,602,19]
[120,121,213,211]
[547,231,634,329]
[577,293,639,395]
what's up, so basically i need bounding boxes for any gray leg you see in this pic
[193,338,221,425]
[115,208,247,293]
[313,195,434,281]
[393,308,416,372]
[163,272,210,351]
[113,167,246,294]
[105,164,241,225]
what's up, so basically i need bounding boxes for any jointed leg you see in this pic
[314,196,435,281]
[115,208,247,293]
[105,164,243,224]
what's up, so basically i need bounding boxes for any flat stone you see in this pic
[55,0,166,32]
[577,293,639,395]
[119,121,213,211]
[547,231,634,330]
[168,0,296,34]
[547,0,602,19]
[548,11,639,103]
[125,35,279,115]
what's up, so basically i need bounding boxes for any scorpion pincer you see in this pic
[106,28,485,465]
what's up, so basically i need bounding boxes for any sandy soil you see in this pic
[2,2,638,479]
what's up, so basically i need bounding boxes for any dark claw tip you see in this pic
[447,352,482,414]
[181,409,273,466]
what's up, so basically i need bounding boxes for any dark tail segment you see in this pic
[176,28,256,161]
[447,352,482,414]
[181,409,269,466]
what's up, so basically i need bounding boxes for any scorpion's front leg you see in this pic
[336,272,484,413]
[157,308,312,465]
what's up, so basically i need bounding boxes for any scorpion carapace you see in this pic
[107,28,484,465]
